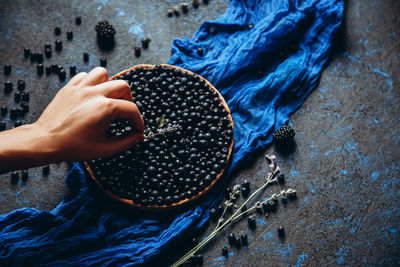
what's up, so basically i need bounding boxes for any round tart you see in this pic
[85,64,234,209]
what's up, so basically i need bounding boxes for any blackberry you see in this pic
[95,21,116,50]
[75,16,82,25]
[273,124,295,144]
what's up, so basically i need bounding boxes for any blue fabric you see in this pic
[0,0,343,266]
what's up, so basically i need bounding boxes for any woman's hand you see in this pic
[0,67,144,173]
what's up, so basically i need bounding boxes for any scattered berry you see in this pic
[14,91,21,103]
[173,6,180,16]
[10,107,19,119]
[24,48,30,58]
[0,121,6,131]
[197,48,204,56]
[21,170,28,181]
[4,65,11,75]
[67,30,73,40]
[100,57,107,67]
[241,187,249,198]
[134,46,141,57]
[278,226,285,237]
[83,52,89,62]
[240,232,248,246]
[14,120,23,127]
[222,246,229,256]
[4,81,13,94]
[55,40,63,51]
[58,69,66,81]
[167,9,174,17]
[228,233,236,246]
[70,66,76,76]
[45,48,52,58]
[277,173,285,184]
[75,16,82,25]
[141,36,151,49]
[11,171,19,184]
[17,80,25,91]
[42,165,50,175]
[1,106,7,115]
[37,64,44,75]
[21,91,30,102]
[262,200,277,213]
[181,3,189,13]
[192,0,199,8]
[54,27,61,35]
[247,215,256,230]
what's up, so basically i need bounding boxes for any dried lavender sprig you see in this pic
[144,124,181,140]
[172,155,282,266]
[172,178,281,267]
[230,188,296,221]
[213,185,240,232]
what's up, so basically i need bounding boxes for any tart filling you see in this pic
[85,64,233,209]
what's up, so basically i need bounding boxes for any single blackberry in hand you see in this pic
[95,21,116,50]
[273,124,295,144]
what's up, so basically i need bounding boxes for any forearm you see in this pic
[0,123,60,174]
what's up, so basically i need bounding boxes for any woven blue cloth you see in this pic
[0,0,343,266]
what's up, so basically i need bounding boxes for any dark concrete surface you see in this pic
[0,0,399,266]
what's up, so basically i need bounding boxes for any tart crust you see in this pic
[84,64,234,210]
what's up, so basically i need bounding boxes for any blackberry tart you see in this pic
[85,64,234,209]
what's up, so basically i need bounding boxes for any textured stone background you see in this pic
[0,0,399,266]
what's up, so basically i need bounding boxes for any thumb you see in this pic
[109,98,144,134]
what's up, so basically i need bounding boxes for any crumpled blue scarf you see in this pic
[0,0,343,266]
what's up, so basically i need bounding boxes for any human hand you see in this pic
[35,67,144,162]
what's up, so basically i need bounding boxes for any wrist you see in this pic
[0,123,61,173]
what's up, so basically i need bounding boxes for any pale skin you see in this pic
[0,67,144,174]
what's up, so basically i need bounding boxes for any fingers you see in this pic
[93,80,133,102]
[81,67,109,86]
[109,99,144,133]
[68,72,88,86]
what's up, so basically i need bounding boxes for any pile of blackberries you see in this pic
[95,21,116,50]
[88,65,233,207]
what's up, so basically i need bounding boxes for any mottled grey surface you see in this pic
[0,0,399,266]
